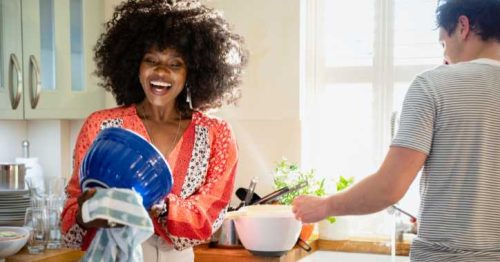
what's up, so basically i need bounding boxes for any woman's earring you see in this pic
[186,85,193,110]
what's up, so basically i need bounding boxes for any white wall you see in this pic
[0,120,72,179]
[0,121,27,162]
[206,0,302,201]
[27,120,71,178]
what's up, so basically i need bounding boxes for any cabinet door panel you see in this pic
[1,0,104,120]
[20,0,43,116]
[23,0,105,119]
[0,0,24,119]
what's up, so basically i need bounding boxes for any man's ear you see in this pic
[457,15,471,40]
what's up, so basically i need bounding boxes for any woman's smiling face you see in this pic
[139,46,188,108]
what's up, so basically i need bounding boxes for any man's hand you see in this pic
[292,195,330,223]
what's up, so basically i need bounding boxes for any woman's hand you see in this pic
[148,201,168,225]
[76,188,122,229]
[149,203,163,218]
[292,195,330,223]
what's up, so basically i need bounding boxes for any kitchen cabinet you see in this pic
[0,0,105,120]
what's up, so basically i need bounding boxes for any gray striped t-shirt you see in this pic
[392,58,500,262]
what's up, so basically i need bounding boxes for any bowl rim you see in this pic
[232,205,298,218]
[81,178,110,190]
[0,226,30,243]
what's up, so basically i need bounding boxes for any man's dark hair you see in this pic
[436,0,500,41]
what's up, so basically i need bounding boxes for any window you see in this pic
[301,0,442,218]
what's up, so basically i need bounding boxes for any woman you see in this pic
[60,0,248,260]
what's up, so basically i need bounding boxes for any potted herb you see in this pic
[272,158,325,206]
[272,158,335,241]
[272,158,355,240]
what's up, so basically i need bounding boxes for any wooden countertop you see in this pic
[193,239,410,262]
[5,247,84,262]
[6,239,410,261]
[194,241,318,262]
[317,238,410,256]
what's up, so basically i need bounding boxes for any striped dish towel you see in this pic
[81,188,154,262]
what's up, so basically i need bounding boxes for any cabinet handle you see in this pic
[8,53,23,110]
[29,55,41,109]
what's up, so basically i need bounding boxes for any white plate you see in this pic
[0,213,26,217]
[0,194,31,198]
[0,199,31,203]
[0,208,26,212]
[0,202,30,210]
[0,217,25,221]
[0,220,24,226]
[0,214,25,219]
[0,214,25,217]
[0,204,30,208]
[0,198,31,202]
[0,210,27,213]
[0,207,30,212]
[0,199,31,206]
[0,195,31,199]
[0,190,30,195]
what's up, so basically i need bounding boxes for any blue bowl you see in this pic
[80,127,173,209]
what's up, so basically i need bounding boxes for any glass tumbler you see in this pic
[24,207,47,254]
[46,196,63,249]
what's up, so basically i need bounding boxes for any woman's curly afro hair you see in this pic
[94,0,248,115]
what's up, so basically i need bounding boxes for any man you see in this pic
[292,0,500,261]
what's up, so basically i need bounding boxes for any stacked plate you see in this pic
[0,190,31,226]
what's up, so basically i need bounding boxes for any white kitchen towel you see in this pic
[81,188,154,262]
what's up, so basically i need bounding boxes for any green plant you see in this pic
[272,158,354,224]
[336,176,354,192]
[272,158,325,205]
[325,175,355,223]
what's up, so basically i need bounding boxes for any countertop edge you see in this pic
[6,239,410,261]
[193,239,410,262]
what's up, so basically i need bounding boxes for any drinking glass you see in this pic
[46,197,62,249]
[24,207,47,254]
[45,176,66,199]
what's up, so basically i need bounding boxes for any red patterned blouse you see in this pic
[60,105,238,250]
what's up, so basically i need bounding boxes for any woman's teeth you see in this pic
[150,81,172,89]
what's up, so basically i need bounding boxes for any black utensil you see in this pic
[252,187,288,205]
[296,238,312,252]
[235,188,262,204]
[234,177,258,210]
[253,181,308,205]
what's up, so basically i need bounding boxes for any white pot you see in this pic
[229,205,302,257]
[318,217,350,240]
